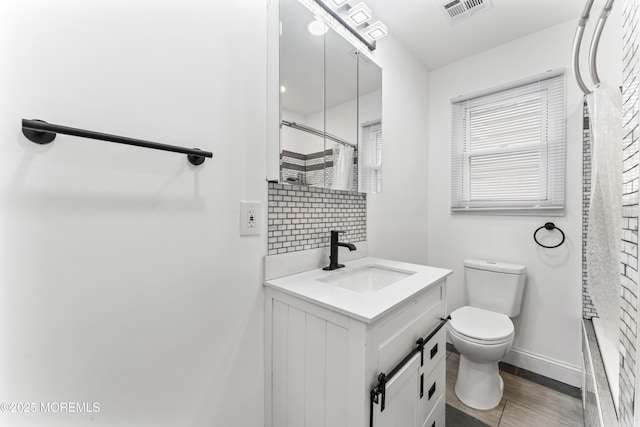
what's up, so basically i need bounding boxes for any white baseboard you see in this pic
[446,336,582,388]
[503,346,582,387]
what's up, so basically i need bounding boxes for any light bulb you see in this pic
[307,19,329,36]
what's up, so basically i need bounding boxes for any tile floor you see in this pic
[445,349,584,426]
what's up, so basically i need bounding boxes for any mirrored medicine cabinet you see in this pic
[267,0,382,193]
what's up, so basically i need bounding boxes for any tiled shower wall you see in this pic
[583,101,598,319]
[583,2,639,423]
[280,149,335,187]
[619,0,640,424]
[267,182,366,256]
[280,150,358,190]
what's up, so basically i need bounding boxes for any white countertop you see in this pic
[264,257,452,323]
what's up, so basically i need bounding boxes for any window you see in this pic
[359,120,382,194]
[451,71,565,213]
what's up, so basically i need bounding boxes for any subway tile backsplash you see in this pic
[267,182,366,256]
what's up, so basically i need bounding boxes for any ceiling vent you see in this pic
[440,0,493,24]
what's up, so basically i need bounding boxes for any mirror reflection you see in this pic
[280,0,326,187]
[279,0,382,193]
[324,29,358,191]
[357,53,382,194]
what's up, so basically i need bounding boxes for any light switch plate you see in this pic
[240,201,262,236]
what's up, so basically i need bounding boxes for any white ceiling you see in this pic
[364,0,587,70]
[279,0,605,116]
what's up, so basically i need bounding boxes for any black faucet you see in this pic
[323,230,357,271]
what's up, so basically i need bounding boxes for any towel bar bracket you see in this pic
[22,119,56,145]
[187,150,206,166]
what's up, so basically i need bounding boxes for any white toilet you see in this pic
[448,258,526,410]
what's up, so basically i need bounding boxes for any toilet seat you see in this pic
[449,325,513,346]
[449,306,514,343]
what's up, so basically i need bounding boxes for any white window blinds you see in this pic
[451,72,565,213]
[358,120,382,194]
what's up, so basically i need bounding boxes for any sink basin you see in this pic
[317,264,416,293]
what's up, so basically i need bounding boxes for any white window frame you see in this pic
[358,120,382,194]
[451,70,566,214]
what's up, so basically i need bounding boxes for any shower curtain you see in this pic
[331,143,354,191]
[585,82,623,384]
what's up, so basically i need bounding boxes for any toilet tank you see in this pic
[464,258,526,317]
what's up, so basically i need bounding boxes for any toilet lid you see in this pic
[449,306,514,342]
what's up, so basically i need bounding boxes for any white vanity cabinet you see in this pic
[264,259,449,427]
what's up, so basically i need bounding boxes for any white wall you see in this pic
[324,97,358,148]
[367,36,430,265]
[0,1,266,426]
[427,16,621,385]
[307,89,382,149]
[357,90,383,129]
[281,109,324,155]
[284,89,381,156]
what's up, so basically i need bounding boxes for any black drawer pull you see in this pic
[420,373,424,398]
[430,343,438,359]
[428,382,436,400]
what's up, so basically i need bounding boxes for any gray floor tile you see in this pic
[447,354,583,427]
[446,404,491,427]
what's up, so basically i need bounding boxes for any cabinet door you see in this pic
[373,353,421,427]
[270,299,351,427]
[418,358,445,426]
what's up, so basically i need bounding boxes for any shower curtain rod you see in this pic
[589,0,615,86]
[572,0,615,95]
[281,120,357,148]
[21,119,213,165]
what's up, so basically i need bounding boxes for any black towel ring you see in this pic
[534,222,565,249]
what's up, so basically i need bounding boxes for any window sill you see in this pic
[451,207,565,217]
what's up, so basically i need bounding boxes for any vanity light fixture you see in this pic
[307,18,329,36]
[329,0,350,7]
[313,0,386,51]
[365,21,387,40]
[347,2,372,25]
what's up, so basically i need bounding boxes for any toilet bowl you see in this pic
[449,305,514,409]
[449,258,526,410]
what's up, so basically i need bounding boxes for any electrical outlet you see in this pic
[247,209,256,228]
[240,201,261,236]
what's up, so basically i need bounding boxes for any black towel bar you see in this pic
[21,119,213,165]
